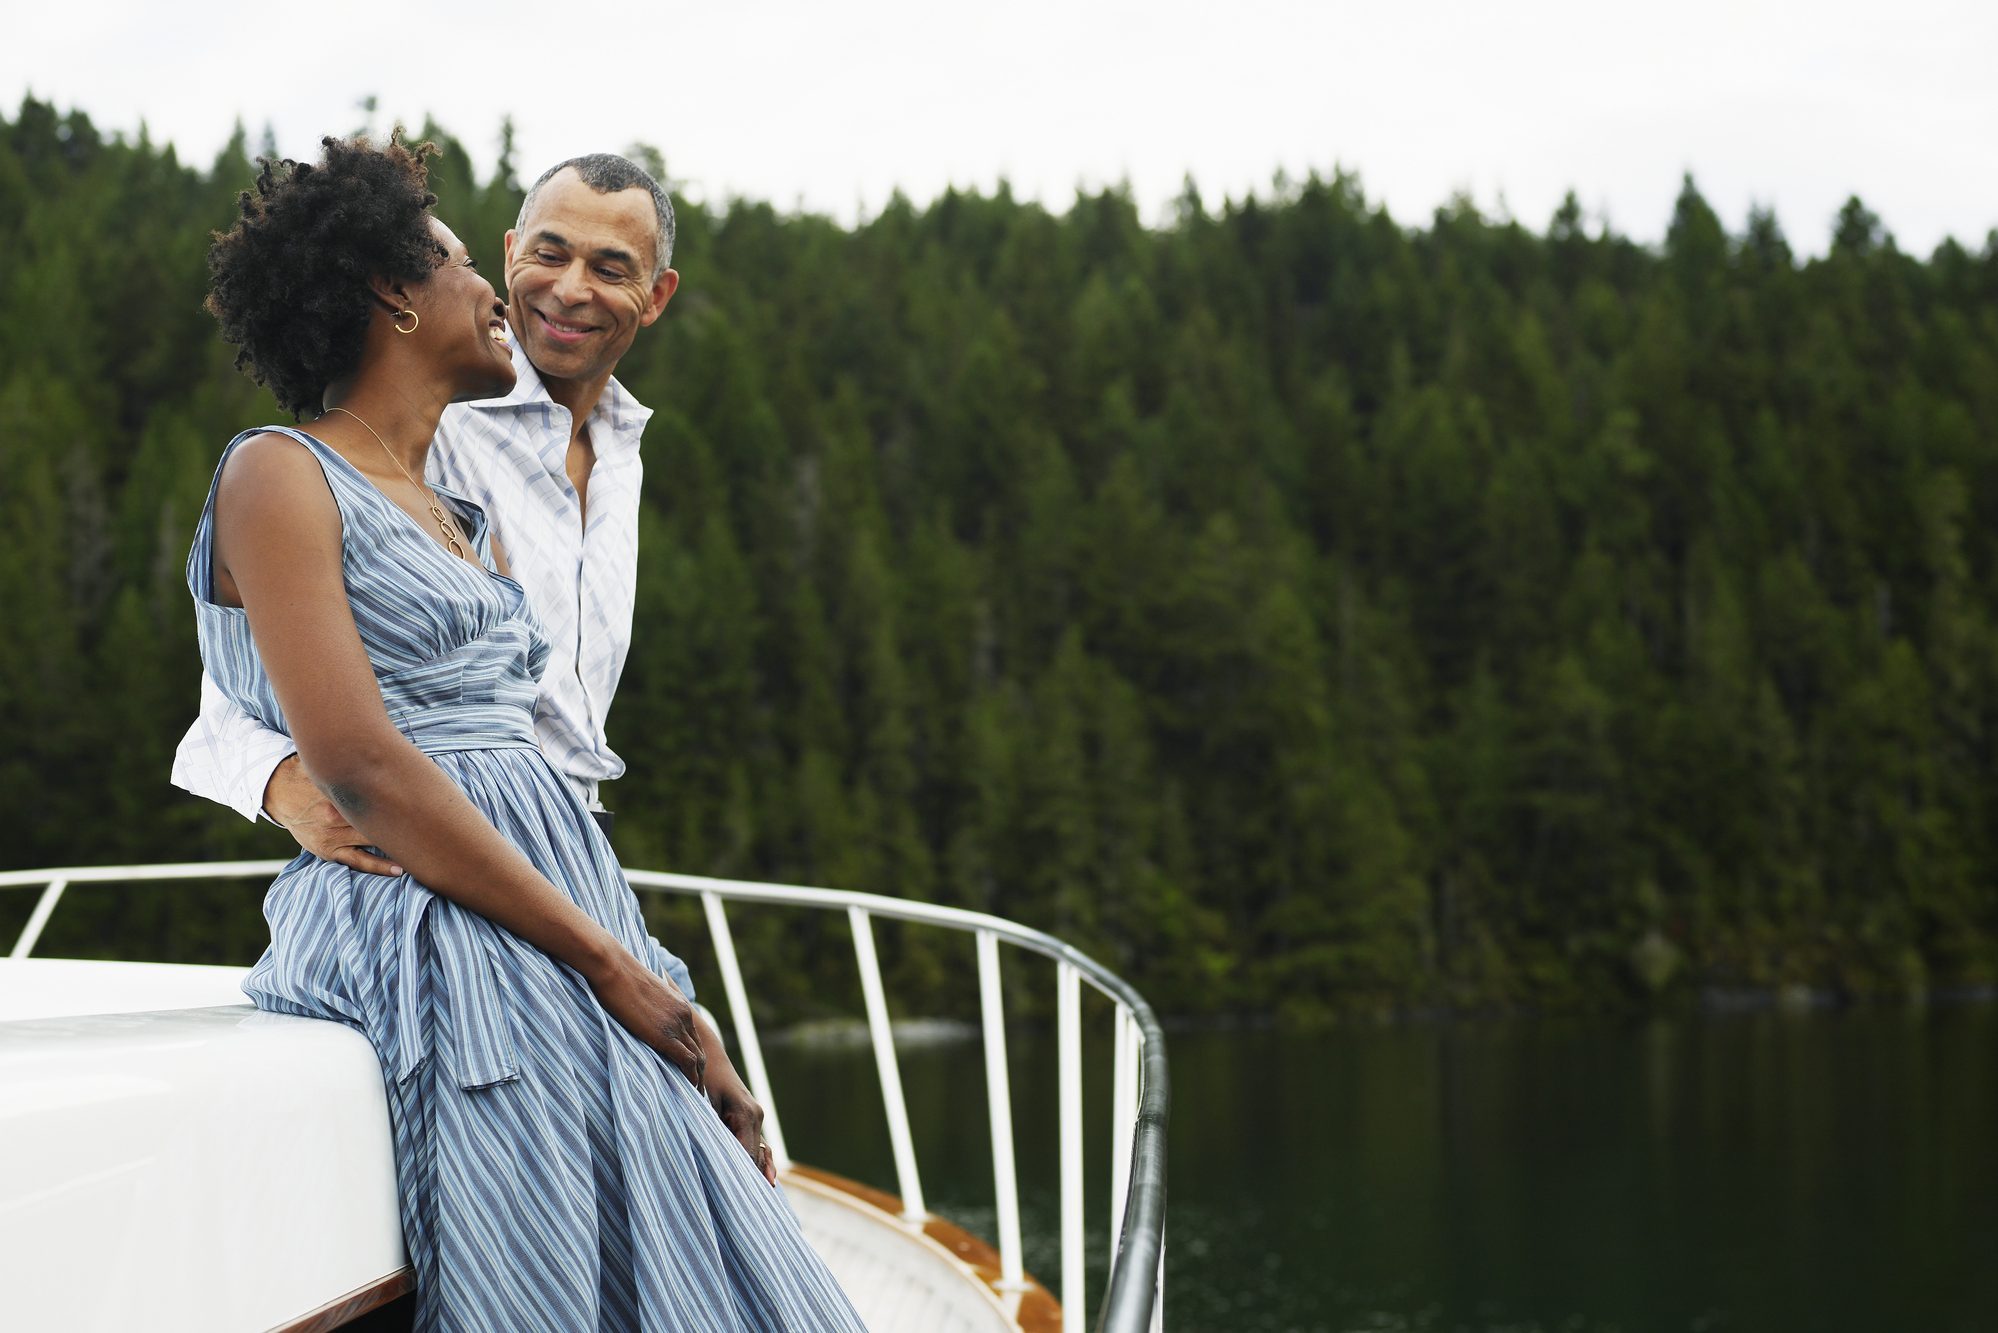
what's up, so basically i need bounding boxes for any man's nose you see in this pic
[551,258,591,306]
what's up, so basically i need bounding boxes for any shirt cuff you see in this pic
[235,743,299,824]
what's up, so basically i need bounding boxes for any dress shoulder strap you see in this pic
[184,425,351,607]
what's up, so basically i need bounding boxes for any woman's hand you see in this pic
[582,952,774,1184]
[585,951,707,1093]
[696,1017,777,1185]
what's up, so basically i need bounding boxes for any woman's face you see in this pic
[411,216,517,402]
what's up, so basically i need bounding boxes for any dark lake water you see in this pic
[761,1003,1997,1333]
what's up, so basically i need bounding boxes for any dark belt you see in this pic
[590,809,615,841]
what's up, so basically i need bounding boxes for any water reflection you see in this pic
[760,1004,1995,1333]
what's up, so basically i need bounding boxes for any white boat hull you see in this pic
[0,962,404,1331]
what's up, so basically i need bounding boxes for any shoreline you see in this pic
[758,985,1998,1047]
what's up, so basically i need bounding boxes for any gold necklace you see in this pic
[323,406,466,557]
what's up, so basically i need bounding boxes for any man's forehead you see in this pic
[519,169,657,238]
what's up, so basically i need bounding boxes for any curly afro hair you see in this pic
[206,132,445,419]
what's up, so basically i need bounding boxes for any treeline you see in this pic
[3,98,1996,1024]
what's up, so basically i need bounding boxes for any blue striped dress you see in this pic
[188,426,868,1333]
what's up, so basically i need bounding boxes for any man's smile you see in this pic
[532,309,598,344]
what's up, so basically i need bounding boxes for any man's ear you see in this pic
[639,268,679,328]
[501,229,518,289]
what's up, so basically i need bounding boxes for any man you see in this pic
[172,153,769,1160]
[177,152,670,863]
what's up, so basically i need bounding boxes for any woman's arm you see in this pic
[213,433,704,1088]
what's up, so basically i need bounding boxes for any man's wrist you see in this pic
[259,754,302,826]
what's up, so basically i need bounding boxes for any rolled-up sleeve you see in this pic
[170,671,297,823]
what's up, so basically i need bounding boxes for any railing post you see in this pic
[1151,1233,1166,1333]
[700,891,787,1170]
[1056,960,1085,1320]
[1109,1003,1137,1267]
[9,879,69,959]
[977,930,1026,1290]
[849,906,926,1221]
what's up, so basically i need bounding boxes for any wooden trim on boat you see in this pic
[789,1164,1064,1333]
[270,1267,414,1333]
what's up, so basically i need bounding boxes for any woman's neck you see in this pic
[319,378,447,478]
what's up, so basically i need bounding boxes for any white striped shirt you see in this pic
[171,341,652,816]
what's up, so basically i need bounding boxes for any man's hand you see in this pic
[696,1014,777,1185]
[262,755,403,876]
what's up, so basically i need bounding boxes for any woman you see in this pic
[193,134,867,1332]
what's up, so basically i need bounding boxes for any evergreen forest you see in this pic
[3,99,1996,1026]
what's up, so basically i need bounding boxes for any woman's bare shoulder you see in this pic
[215,430,336,511]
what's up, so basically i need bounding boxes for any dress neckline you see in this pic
[275,425,522,595]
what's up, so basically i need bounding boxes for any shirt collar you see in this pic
[466,338,653,462]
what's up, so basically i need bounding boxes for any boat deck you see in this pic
[787,1170,1046,1333]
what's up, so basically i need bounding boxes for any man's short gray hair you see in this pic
[516,154,676,277]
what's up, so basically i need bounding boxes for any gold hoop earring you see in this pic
[393,308,419,334]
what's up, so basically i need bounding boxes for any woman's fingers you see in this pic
[599,966,777,1186]
[726,1115,775,1185]
[711,1088,776,1184]
[653,1022,702,1085]
[612,975,777,1186]
[595,962,709,1089]
[656,1005,707,1090]
[678,1009,707,1091]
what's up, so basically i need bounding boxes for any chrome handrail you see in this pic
[1,861,1169,1332]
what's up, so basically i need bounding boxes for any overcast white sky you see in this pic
[10,0,1995,256]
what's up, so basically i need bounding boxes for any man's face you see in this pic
[503,169,678,388]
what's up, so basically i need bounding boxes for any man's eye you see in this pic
[596,268,625,281]
[537,251,562,263]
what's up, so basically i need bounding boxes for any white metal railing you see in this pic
[0,861,1169,1333]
